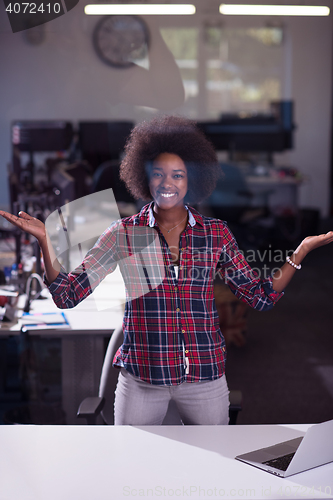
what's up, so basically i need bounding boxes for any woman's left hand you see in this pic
[299,231,333,255]
[272,230,333,293]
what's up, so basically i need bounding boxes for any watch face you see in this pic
[93,15,150,68]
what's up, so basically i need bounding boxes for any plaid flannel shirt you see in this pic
[47,203,283,385]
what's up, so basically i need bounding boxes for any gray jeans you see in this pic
[114,368,230,425]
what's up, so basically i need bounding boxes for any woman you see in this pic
[1,116,332,425]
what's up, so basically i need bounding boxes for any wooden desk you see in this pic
[0,424,332,500]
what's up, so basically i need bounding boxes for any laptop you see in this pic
[235,419,333,477]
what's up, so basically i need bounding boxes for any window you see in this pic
[160,24,284,119]
[161,27,199,118]
[204,26,283,118]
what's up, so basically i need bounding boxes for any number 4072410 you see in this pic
[5,3,61,14]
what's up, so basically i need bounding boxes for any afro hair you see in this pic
[119,115,221,204]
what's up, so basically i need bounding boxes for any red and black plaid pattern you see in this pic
[47,203,283,386]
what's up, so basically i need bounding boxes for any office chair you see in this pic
[204,163,270,223]
[92,160,138,217]
[77,326,242,425]
[93,160,127,199]
[201,162,274,251]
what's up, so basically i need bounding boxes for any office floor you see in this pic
[0,218,332,425]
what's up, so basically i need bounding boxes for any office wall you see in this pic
[0,2,332,216]
[287,15,333,217]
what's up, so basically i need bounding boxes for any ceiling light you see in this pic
[84,4,196,15]
[219,4,330,16]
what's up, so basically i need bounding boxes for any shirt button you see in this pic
[182,329,185,333]
[175,286,178,291]
[185,350,189,354]
[179,266,183,270]
[176,308,180,312]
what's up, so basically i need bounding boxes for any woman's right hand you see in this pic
[0,210,61,284]
[0,210,47,243]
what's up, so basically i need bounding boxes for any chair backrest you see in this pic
[208,162,249,208]
[93,160,135,204]
[99,325,124,424]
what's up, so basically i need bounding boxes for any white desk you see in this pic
[0,276,125,424]
[1,272,125,336]
[0,424,332,500]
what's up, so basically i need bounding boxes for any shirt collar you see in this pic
[133,202,203,227]
[147,202,198,228]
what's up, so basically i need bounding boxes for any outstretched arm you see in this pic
[218,222,333,311]
[0,210,60,285]
[272,231,333,293]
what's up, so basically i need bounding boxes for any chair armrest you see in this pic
[77,397,105,425]
[229,390,242,410]
[229,390,242,425]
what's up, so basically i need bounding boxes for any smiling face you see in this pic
[149,153,188,210]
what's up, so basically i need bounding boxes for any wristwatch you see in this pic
[93,15,150,68]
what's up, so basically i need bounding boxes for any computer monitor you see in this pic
[197,100,295,154]
[78,121,134,170]
[12,121,73,152]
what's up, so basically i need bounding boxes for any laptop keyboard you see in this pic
[263,452,296,471]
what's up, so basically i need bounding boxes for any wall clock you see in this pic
[93,15,150,68]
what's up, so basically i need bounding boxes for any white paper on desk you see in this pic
[21,312,70,330]
[0,288,19,297]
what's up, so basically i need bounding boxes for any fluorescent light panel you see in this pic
[219,4,330,16]
[84,4,196,15]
